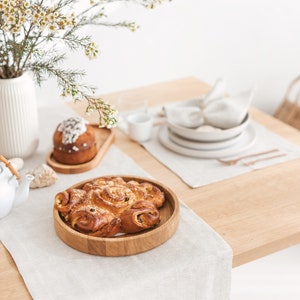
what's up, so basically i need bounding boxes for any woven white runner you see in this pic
[0,104,232,300]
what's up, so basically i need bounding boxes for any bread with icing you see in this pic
[52,117,97,165]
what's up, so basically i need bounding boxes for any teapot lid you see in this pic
[0,154,20,180]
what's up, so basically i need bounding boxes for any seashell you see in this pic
[28,164,58,189]
[8,157,24,171]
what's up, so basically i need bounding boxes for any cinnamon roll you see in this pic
[82,176,126,192]
[68,203,121,237]
[55,189,87,217]
[139,182,165,208]
[120,200,160,233]
[90,184,138,216]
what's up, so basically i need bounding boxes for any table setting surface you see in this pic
[2,77,300,299]
[68,77,300,266]
[0,142,232,300]
[0,92,232,300]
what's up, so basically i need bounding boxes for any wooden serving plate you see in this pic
[47,126,114,174]
[53,175,180,256]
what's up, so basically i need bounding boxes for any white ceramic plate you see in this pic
[158,124,256,158]
[167,113,250,142]
[168,128,245,151]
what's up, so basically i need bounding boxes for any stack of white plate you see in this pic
[158,114,256,159]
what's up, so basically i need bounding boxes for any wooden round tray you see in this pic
[53,175,180,256]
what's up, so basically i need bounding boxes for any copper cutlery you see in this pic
[242,153,287,166]
[217,149,280,166]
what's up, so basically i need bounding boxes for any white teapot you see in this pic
[0,155,33,219]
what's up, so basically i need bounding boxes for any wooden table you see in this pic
[2,77,300,299]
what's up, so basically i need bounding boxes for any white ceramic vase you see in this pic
[0,73,39,159]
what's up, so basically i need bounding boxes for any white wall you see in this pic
[37,0,300,114]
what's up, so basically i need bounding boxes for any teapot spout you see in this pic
[14,174,34,207]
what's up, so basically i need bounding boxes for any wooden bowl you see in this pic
[53,175,180,256]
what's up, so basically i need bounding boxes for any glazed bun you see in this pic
[52,117,97,165]
[55,176,165,237]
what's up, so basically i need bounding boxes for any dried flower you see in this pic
[0,0,169,127]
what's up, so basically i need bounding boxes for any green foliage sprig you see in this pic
[0,0,168,127]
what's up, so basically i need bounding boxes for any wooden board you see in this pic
[47,126,114,174]
[53,175,180,256]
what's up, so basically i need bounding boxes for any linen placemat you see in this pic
[143,121,300,188]
[119,106,300,188]
[0,104,232,300]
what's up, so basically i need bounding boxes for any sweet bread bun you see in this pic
[55,176,165,237]
[119,200,160,233]
[52,117,97,165]
[68,203,121,237]
[55,189,87,219]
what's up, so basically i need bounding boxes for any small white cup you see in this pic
[127,112,153,143]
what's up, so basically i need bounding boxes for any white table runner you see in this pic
[0,104,232,300]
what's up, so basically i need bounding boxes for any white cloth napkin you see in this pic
[0,103,232,300]
[164,79,254,129]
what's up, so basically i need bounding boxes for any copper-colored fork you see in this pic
[217,149,279,166]
[243,153,287,166]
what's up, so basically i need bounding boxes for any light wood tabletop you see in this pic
[1,77,300,299]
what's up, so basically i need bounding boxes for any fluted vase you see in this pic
[0,73,39,158]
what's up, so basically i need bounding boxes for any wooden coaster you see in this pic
[47,126,114,174]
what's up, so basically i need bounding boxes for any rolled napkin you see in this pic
[164,79,254,129]
[199,78,227,107]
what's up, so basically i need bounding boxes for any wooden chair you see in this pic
[274,75,300,130]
